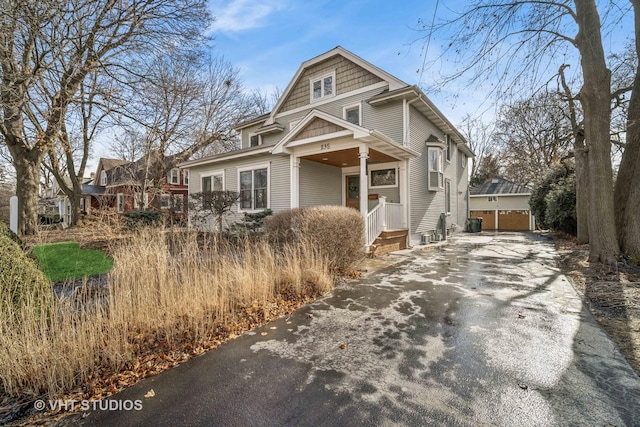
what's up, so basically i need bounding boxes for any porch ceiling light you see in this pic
[322,157,329,161]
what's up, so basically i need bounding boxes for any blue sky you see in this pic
[205,0,480,124]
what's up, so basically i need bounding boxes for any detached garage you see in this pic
[469,178,534,231]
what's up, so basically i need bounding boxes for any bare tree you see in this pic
[419,0,631,263]
[558,64,589,244]
[111,53,265,205]
[459,114,496,184]
[0,0,211,235]
[615,6,640,256]
[43,71,113,226]
[470,153,502,187]
[493,92,573,187]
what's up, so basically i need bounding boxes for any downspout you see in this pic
[403,96,419,245]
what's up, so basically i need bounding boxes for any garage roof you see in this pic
[470,177,532,196]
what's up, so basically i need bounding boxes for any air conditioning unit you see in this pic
[420,234,430,244]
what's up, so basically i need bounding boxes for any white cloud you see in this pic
[209,0,285,33]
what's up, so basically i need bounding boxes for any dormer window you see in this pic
[310,71,335,101]
[100,170,107,186]
[250,134,261,147]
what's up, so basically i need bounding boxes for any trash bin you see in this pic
[467,217,482,233]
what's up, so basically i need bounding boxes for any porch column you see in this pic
[399,160,408,228]
[359,145,369,217]
[290,156,300,208]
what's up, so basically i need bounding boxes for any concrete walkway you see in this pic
[66,233,640,426]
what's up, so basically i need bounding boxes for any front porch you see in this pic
[270,110,418,250]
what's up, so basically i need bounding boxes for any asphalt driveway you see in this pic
[66,233,640,426]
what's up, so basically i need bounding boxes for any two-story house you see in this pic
[93,155,189,221]
[180,46,474,248]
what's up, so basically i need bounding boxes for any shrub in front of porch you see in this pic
[264,205,365,272]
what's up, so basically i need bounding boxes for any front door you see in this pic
[346,175,360,211]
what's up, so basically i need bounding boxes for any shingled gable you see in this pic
[263,46,406,127]
[270,109,419,160]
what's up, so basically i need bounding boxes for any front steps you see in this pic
[370,229,408,256]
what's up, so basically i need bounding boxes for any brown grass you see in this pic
[0,230,333,401]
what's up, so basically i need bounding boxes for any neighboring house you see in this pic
[54,177,103,224]
[180,46,474,248]
[93,156,189,221]
[469,177,534,231]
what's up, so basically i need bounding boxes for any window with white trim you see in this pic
[249,134,261,147]
[344,104,360,125]
[445,135,452,162]
[202,172,224,209]
[116,193,125,213]
[428,147,444,191]
[460,152,467,169]
[239,165,269,211]
[202,173,223,192]
[445,179,451,213]
[100,170,107,186]
[160,194,171,209]
[183,170,189,185]
[168,169,179,184]
[310,72,335,101]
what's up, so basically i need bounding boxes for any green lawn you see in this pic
[32,241,114,282]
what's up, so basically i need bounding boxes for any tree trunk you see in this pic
[574,0,619,264]
[614,0,640,256]
[574,142,590,245]
[13,153,43,235]
[559,65,589,245]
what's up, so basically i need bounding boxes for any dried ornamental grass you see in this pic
[0,229,333,402]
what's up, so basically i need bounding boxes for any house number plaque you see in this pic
[320,143,331,150]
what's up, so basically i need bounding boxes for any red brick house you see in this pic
[92,156,189,223]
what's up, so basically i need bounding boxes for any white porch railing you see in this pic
[366,203,385,247]
[365,196,405,247]
[385,202,404,230]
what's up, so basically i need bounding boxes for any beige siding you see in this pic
[363,100,403,144]
[299,159,342,207]
[280,55,383,113]
[469,194,531,211]
[243,87,391,149]
[295,118,344,140]
[407,106,470,242]
[187,154,290,229]
[408,105,445,241]
[456,148,470,225]
[367,186,400,211]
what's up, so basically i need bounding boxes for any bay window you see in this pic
[428,146,444,191]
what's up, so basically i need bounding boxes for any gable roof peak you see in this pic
[264,46,407,126]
